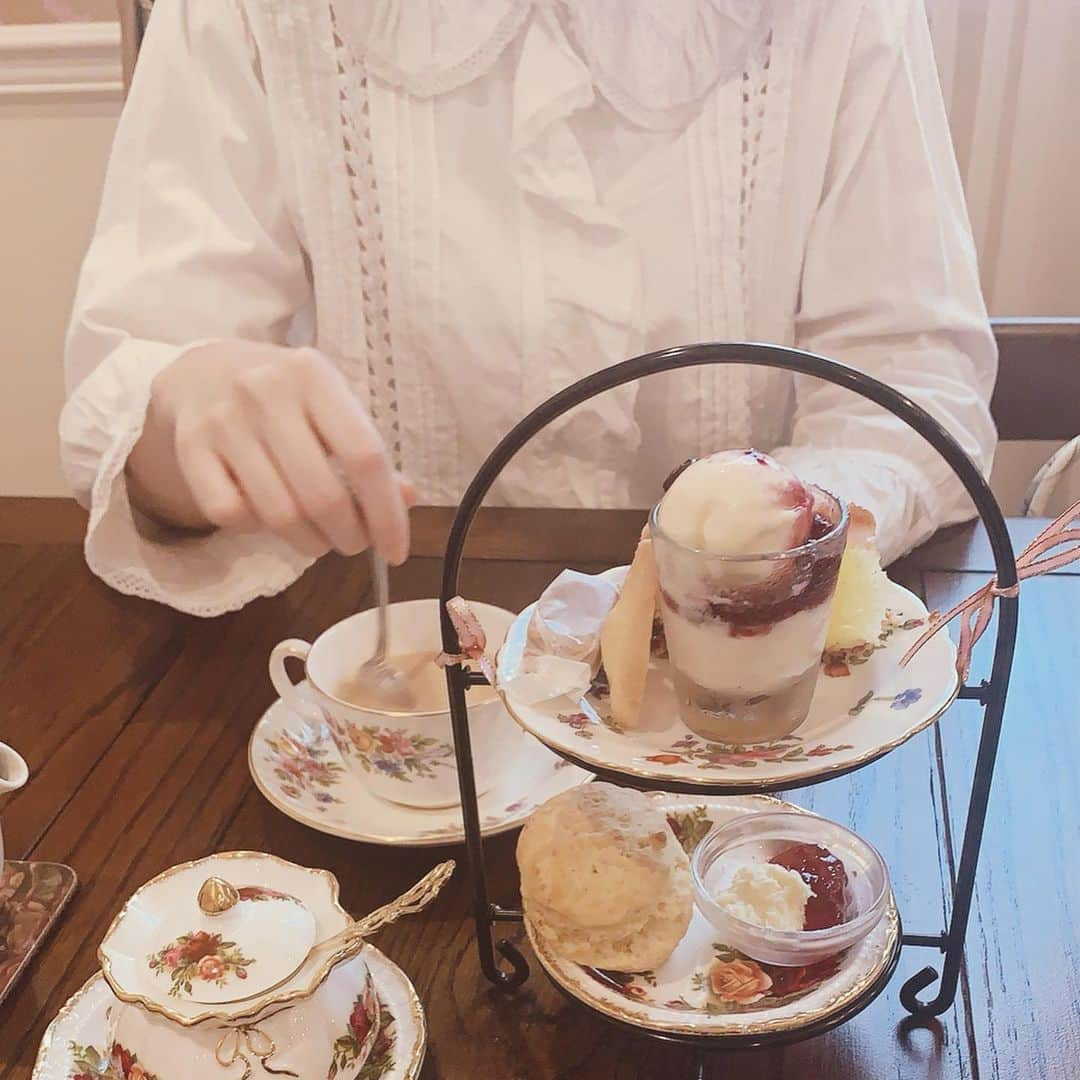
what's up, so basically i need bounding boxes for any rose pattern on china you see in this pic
[665,806,714,855]
[325,715,454,783]
[585,943,844,1016]
[686,944,844,1012]
[556,712,593,740]
[558,713,856,768]
[327,987,397,1079]
[147,930,254,998]
[640,733,855,770]
[583,968,658,1002]
[67,1042,157,1080]
[707,957,773,1005]
[263,729,344,809]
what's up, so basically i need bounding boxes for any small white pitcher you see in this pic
[0,742,29,867]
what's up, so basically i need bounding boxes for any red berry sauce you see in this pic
[769,843,852,931]
[659,519,843,637]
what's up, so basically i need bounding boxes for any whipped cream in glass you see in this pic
[651,450,849,743]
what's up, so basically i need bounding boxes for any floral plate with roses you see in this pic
[524,794,901,1040]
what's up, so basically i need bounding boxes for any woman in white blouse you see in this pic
[61,0,997,617]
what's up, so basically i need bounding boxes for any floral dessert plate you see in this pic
[33,946,425,1080]
[249,695,592,846]
[525,793,901,1040]
[499,574,958,791]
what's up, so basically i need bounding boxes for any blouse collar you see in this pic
[334,0,770,128]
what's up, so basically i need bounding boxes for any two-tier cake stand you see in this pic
[436,343,1018,1066]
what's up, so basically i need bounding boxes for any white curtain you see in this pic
[927,0,1080,315]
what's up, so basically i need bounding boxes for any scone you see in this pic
[517,784,692,972]
[599,537,658,729]
[825,505,890,656]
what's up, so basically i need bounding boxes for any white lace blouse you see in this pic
[61,0,998,616]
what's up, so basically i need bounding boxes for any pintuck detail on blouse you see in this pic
[60,0,998,615]
[331,11,403,472]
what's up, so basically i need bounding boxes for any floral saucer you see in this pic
[526,793,901,1041]
[33,946,425,1080]
[499,575,957,791]
[249,696,592,846]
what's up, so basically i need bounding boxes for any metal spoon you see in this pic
[356,549,415,710]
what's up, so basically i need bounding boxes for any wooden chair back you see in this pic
[990,318,1080,441]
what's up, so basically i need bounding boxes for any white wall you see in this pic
[0,12,1076,499]
[0,22,121,497]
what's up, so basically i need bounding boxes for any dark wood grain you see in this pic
[0,500,648,565]
[0,546,181,861]
[0,516,1071,1079]
[0,500,87,545]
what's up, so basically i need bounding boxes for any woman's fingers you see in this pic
[213,421,329,558]
[170,347,412,564]
[263,414,370,555]
[174,426,256,531]
[306,375,410,565]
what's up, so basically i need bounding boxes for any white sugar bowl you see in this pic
[99,852,448,1078]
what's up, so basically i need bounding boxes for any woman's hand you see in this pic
[127,341,412,564]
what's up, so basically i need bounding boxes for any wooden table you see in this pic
[1,510,1076,1079]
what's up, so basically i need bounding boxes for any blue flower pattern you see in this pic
[890,688,923,710]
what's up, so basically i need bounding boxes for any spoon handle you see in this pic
[315,861,456,962]
[372,549,390,663]
[352,860,456,937]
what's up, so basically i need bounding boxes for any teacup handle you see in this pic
[269,640,323,725]
[0,743,29,796]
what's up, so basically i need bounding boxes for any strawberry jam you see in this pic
[769,843,851,931]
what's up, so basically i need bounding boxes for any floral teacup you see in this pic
[270,598,522,808]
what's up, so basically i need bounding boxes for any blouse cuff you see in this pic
[59,339,315,617]
[771,446,942,566]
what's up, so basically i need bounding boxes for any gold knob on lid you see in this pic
[198,876,239,916]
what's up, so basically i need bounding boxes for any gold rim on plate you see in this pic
[366,946,428,1080]
[526,906,901,1037]
[31,970,103,1080]
[496,579,959,791]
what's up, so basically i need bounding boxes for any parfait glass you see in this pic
[650,488,849,744]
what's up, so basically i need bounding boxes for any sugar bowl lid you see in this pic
[99,851,351,1026]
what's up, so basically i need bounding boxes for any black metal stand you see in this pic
[439,343,1018,1042]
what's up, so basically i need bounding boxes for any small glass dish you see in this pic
[690,811,890,967]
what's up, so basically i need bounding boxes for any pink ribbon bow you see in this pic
[901,500,1080,681]
[436,596,497,686]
